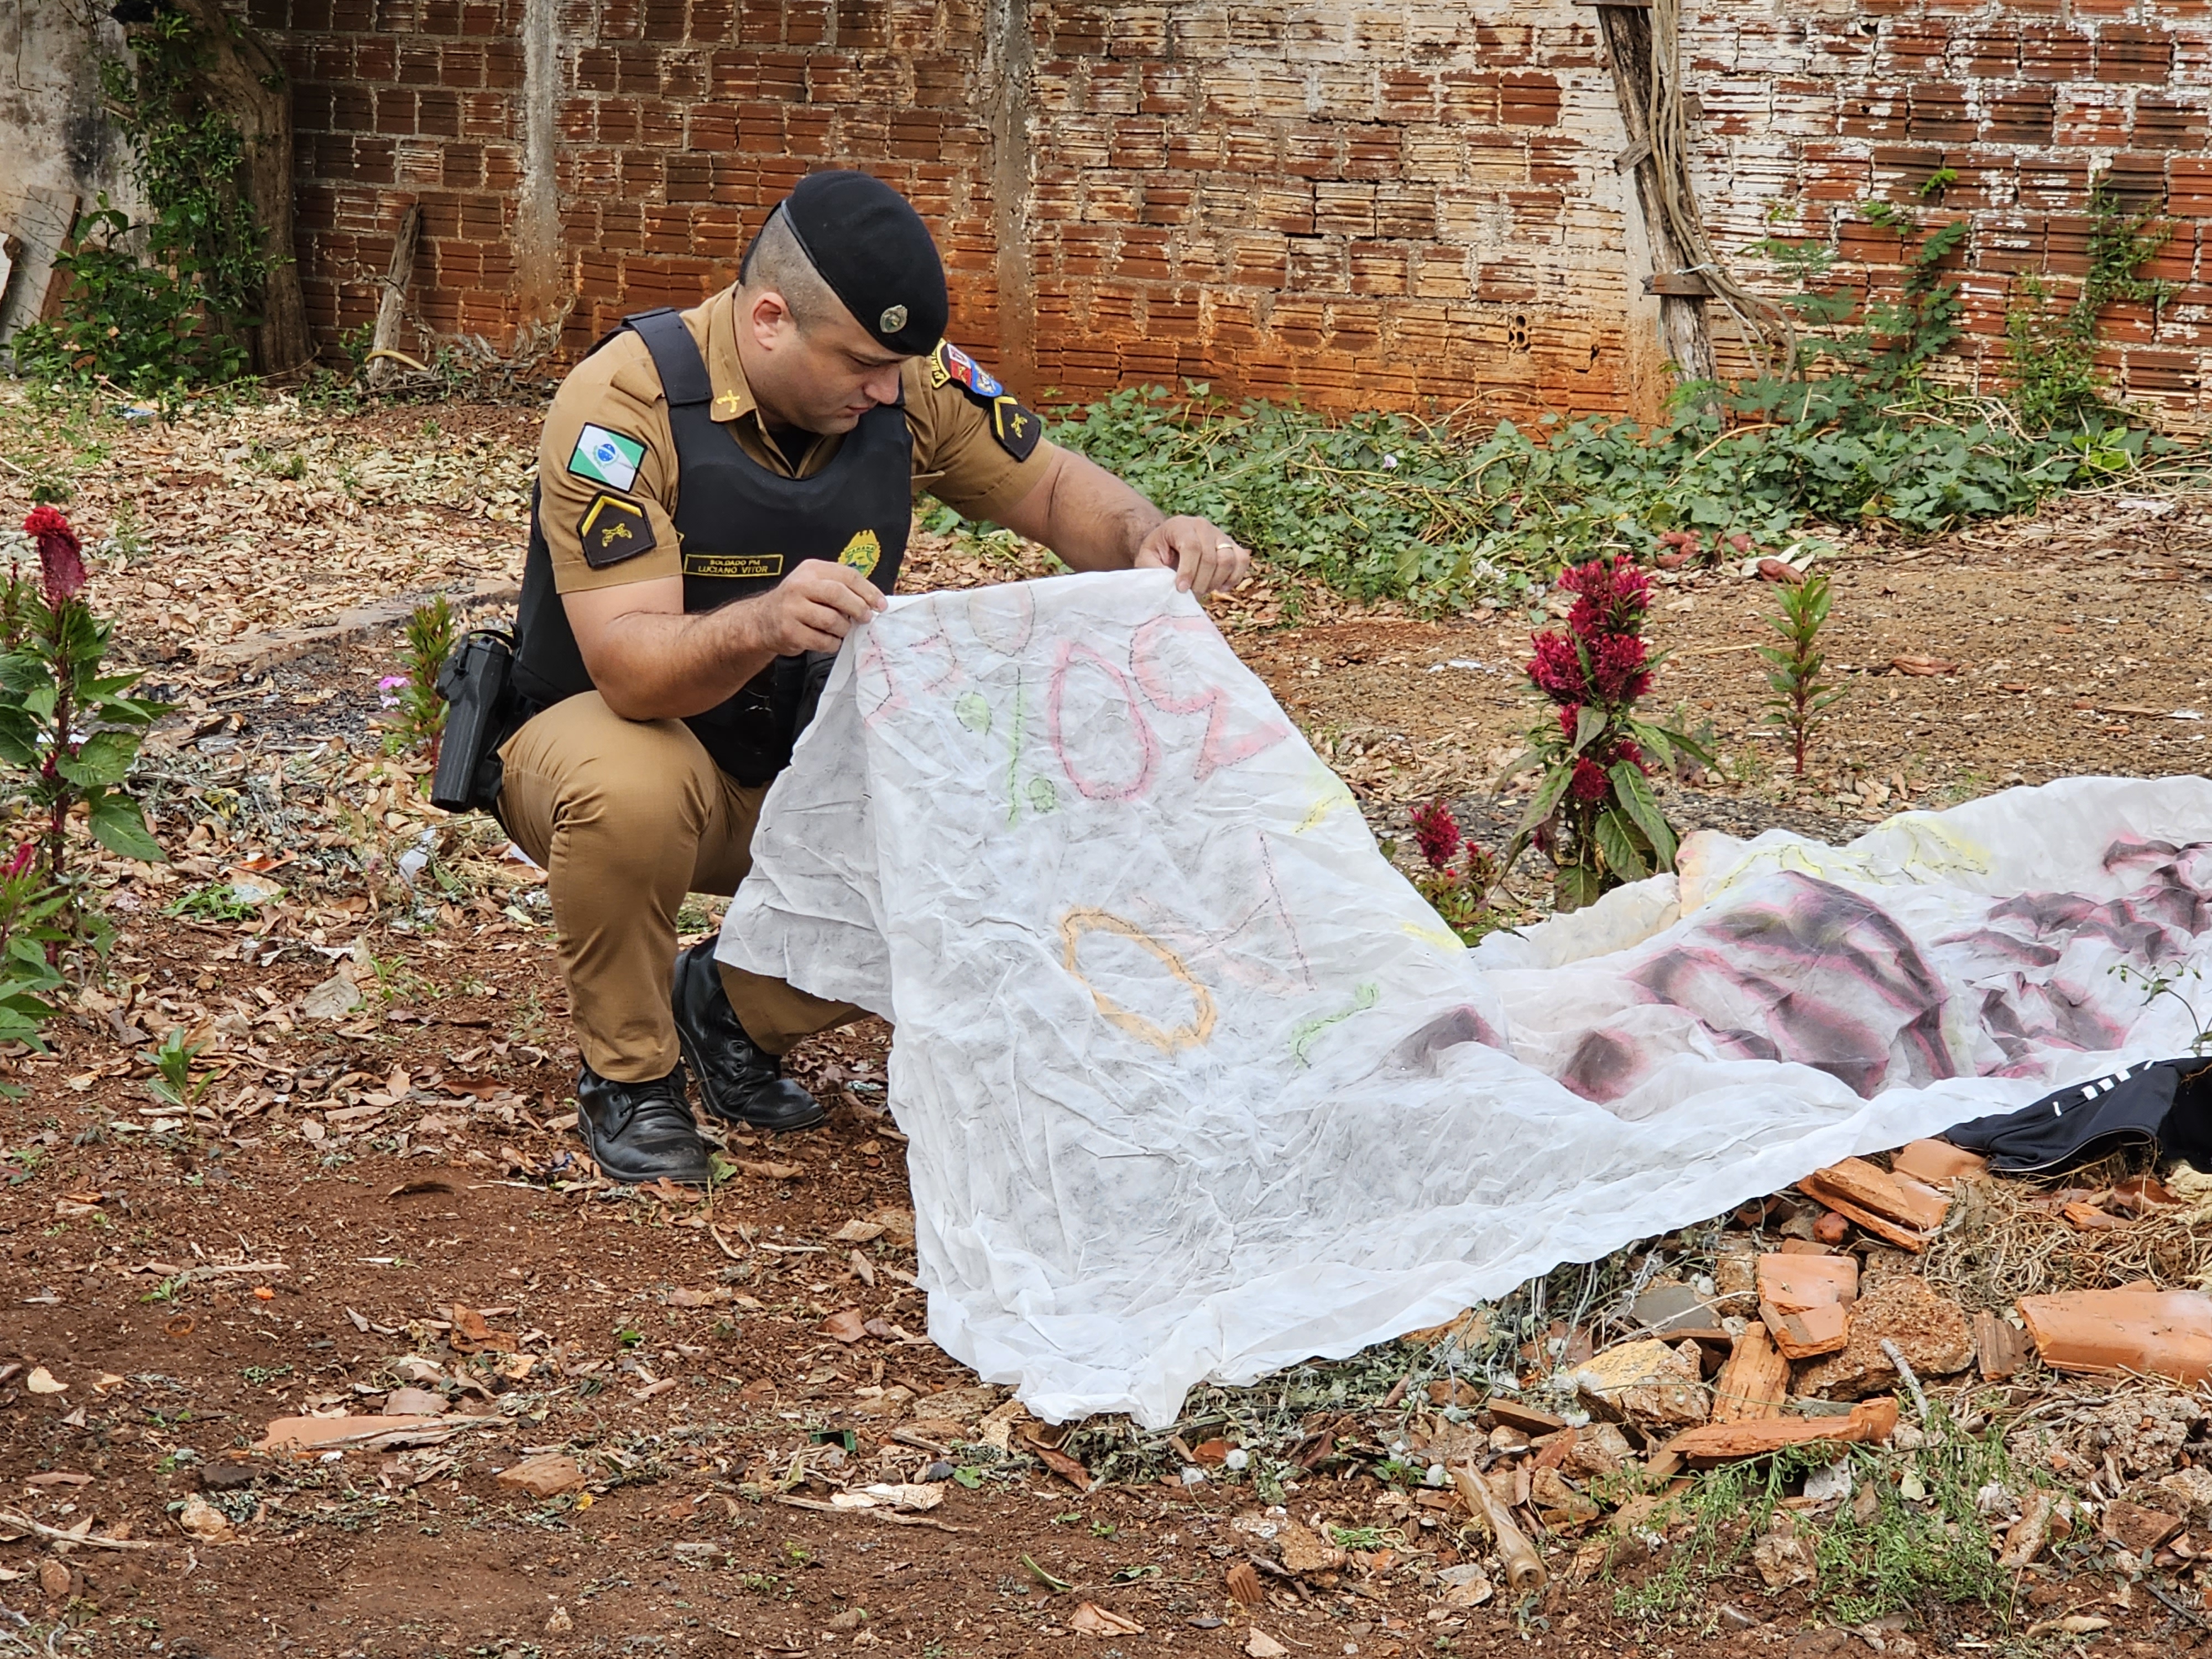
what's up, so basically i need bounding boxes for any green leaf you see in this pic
[1594,808,1652,883]
[1610,762,1679,870]
[1555,861,1604,912]
[1490,744,1550,794]
[87,792,164,863]
[1572,705,1606,755]
[57,730,140,787]
[1518,761,1574,834]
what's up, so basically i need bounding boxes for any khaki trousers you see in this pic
[495,692,862,1082]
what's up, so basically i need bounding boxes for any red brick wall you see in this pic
[251,1,2212,424]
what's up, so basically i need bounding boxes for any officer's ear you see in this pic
[743,288,803,351]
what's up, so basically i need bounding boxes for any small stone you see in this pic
[1798,1275,1974,1400]
[825,1609,867,1632]
[177,1493,234,1542]
[495,1454,586,1498]
[1530,1466,1601,1529]
[920,1459,954,1483]
[1564,1421,1633,1479]
[1275,1518,1345,1574]
[1434,1562,1492,1607]
[2157,1467,2212,1522]
[545,1606,573,1636]
[1574,1338,1709,1431]
[2103,1499,2183,1556]
[1751,1516,1814,1588]
[301,972,366,1020]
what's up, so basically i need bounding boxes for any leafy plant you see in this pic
[380,595,457,760]
[1405,799,1501,941]
[0,843,71,1075]
[145,1026,212,1113]
[9,7,272,389]
[1759,570,1846,776]
[1496,558,1710,911]
[8,197,247,390]
[2005,181,2177,432]
[0,509,168,884]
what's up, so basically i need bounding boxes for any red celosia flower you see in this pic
[1589,633,1651,706]
[1,843,32,878]
[1411,798,1463,870]
[1559,555,1651,641]
[1527,632,1585,705]
[1570,757,1609,801]
[22,505,84,606]
[1556,703,1581,740]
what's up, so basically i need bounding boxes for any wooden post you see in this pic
[366,204,422,390]
[1591,2,1716,382]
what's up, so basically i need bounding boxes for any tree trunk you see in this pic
[170,0,313,376]
[1595,4,1715,383]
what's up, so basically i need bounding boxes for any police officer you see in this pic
[499,170,1250,1185]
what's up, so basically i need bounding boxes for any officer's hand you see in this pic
[1134,515,1251,596]
[757,562,888,655]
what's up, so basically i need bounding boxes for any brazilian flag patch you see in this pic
[577,492,655,568]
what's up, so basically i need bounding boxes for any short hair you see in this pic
[739,206,842,332]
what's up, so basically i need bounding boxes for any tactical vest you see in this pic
[512,307,912,785]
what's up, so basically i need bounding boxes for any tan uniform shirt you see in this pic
[535,288,1053,593]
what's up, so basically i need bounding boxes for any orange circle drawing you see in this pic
[1057,907,1219,1054]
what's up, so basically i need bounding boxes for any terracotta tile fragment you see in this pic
[1757,1253,1860,1313]
[1763,1300,1850,1360]
[1711,1322,1790,1423]
[1655,1397,1898,1466]
[1801,1156,1949,1232]
[1973,1309,2027,1381]
[1890,1139,1990,1186]
[2016,1289,2212,1383]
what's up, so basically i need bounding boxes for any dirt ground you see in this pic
[3,393,2211,1658]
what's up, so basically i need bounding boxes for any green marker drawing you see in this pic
[956,691,992,735]
[1005,674,1029,826]
[1291,980,1378,1066]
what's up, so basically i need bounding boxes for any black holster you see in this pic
[430,628,523,813]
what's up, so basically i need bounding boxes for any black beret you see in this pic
[779,170,948,357]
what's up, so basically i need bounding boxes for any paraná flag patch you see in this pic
[567,424,646,492]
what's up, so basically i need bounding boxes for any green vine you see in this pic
[2004,180,2178,432]
[11,4,271,389]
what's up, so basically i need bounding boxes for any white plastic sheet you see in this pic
[720,569,2212,1427]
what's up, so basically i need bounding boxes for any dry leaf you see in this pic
[832,1219,888,1243]
[25,1367,65,1395]
[817,1308,869,1343]
[738,1160,805,1181]
[1246,1631,1290,1659]
[177,1494,234,1542]
[1889,655,1960,676]
[1069,1601,1144,1635]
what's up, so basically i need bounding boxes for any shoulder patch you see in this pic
[576,492,657,568]
[567,423,648,492]
[930,339,1005,401]
[989,395,1043,462]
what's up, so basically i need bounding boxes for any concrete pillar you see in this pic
[984,0,1036,395]
[516,0,562,332]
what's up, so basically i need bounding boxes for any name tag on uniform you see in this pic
[683,552,786,580]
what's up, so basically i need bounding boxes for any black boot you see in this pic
[574,1063,712,1185]
[671,939,826,1133]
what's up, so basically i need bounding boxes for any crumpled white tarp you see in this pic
[720,568,2212,1427]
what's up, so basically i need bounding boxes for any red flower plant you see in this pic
[1495,554,1710,912]
[1411,797,1463,870]
[22,507,85,607]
